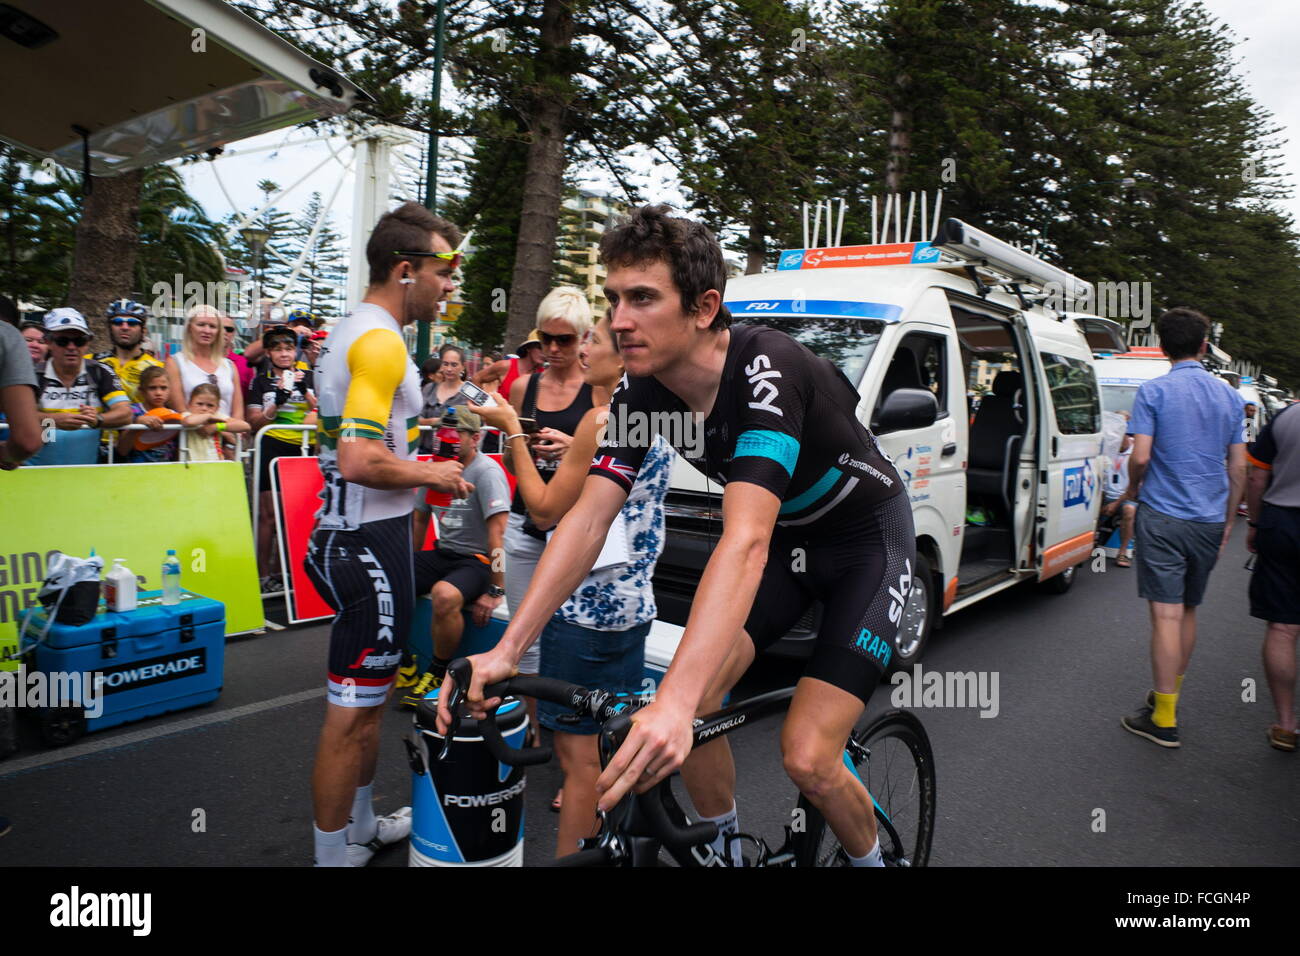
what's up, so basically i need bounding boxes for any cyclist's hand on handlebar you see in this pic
[594,699,695,813]
[433,649,518,735]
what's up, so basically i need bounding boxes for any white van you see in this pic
[652,220,1121,669]
[1093,347,1172,416]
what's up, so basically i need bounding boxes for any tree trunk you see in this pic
[67,171,143,352]
[746,214,765,274]
[504,0,574,349]
[885,73,912,241]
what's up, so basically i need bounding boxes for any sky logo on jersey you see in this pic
[1063,460,1097,508]
[744,354,782,416]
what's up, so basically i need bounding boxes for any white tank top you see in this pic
[176,352,235,416]
[313,302,424,530]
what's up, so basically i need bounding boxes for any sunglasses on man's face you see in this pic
[540,332,577,347]
[51,335,89,348]
[110,317,143,328]
[223,326,236,335]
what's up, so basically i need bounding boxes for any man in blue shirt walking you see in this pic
[1113,308,1246,747]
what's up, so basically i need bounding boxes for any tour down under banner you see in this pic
[0,461,263,636]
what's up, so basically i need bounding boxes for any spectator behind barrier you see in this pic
[28,308,132,466]
[418,344,467,454]
[166,305,246,458]
[0,318,41,468]
[93,299,164,404]
[117,364,184,464]
[246,325,317,592]
[20,321,46,369]
[179,382,249,462]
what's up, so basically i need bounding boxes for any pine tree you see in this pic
[285,191,348,319]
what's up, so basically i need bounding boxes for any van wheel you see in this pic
[1037,563,1077,595]
[40,707,86,748]
[889,553,935,675]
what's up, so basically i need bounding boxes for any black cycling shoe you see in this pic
[1122,709,1180,748]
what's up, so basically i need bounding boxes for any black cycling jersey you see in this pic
[591,324,903,528]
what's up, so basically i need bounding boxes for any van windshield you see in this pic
[1100,384,1138,415]
[732,315,885,387]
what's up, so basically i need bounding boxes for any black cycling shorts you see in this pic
[745,491,916,705]
[304,513,414,707]
[414,546,491,603]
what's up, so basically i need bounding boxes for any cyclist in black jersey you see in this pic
[440,205,913,867]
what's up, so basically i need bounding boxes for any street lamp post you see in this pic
[416,0,449,366]
[240,225,271,327]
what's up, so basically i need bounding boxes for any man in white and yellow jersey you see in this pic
[304,201,472,867]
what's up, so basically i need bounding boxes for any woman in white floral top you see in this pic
[469,314,675,857]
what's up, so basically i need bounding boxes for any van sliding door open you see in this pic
[1033,349,1105,581]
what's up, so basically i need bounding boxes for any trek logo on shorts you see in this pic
[744,354,783,416]
[357,547,397,646]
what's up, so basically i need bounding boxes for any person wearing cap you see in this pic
[473,329,544,398]
[241,307,316,369]
[92,299,163,404]
[401,405,511,707]
[247,325,317,592]
[28,308,132,466]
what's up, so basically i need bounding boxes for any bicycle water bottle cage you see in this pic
[725,832,770,867]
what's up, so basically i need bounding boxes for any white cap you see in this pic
[43,307,90,335]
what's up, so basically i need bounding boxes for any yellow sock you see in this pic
[1176,674,1184,693]
[1152,691,1177,728]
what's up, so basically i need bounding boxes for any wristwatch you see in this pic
[487,585,505,598]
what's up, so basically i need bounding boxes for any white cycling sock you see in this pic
[847,837,885,867]
[347,783,377,845]
[701,803,742,866]
[313,824,348,867]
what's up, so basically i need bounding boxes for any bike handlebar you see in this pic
[441,657,719,855]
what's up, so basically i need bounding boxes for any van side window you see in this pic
[1040,352,1100,434]
[878,333,947,413]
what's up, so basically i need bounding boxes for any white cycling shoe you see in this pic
[346,806,412,867]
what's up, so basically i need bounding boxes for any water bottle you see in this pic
[162,549,182,605]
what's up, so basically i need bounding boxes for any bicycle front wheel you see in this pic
[794,709,936,867]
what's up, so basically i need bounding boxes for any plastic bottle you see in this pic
[105,559,138,612]
[427,407,462,510]
[162,549,182,606]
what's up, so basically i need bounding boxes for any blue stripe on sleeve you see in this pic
[734,429,799,477]
[779,467,842,515]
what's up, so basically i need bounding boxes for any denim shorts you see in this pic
[536,617,650,735]
[1135,504,1223,607]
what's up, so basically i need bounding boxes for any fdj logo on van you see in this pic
[1063,460,1097,508]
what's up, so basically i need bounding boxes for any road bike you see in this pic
[431,659,937,866]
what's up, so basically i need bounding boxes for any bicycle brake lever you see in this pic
[435,658,474,761]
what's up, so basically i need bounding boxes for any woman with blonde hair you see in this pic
[165,304,247,457]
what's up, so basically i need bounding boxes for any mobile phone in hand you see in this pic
[517,417,540,435]
[455,381,495,407]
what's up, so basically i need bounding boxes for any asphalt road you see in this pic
[2,522,1296,867]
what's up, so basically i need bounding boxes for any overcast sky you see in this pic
[179,0,1300,274]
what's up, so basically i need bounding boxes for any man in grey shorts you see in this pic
[1112,308,1246,748]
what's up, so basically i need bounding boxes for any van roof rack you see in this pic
[785,193,1092,311]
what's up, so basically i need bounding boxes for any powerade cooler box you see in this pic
[22,590,225,735]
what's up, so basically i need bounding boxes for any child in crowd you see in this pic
[181,382,249,461]
[117,365,184,463]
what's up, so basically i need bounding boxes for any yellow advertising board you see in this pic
[0,461,264,638]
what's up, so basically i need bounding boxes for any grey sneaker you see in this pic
[1122,709,1180,748]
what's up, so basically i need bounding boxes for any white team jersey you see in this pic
[313,303,423,530]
